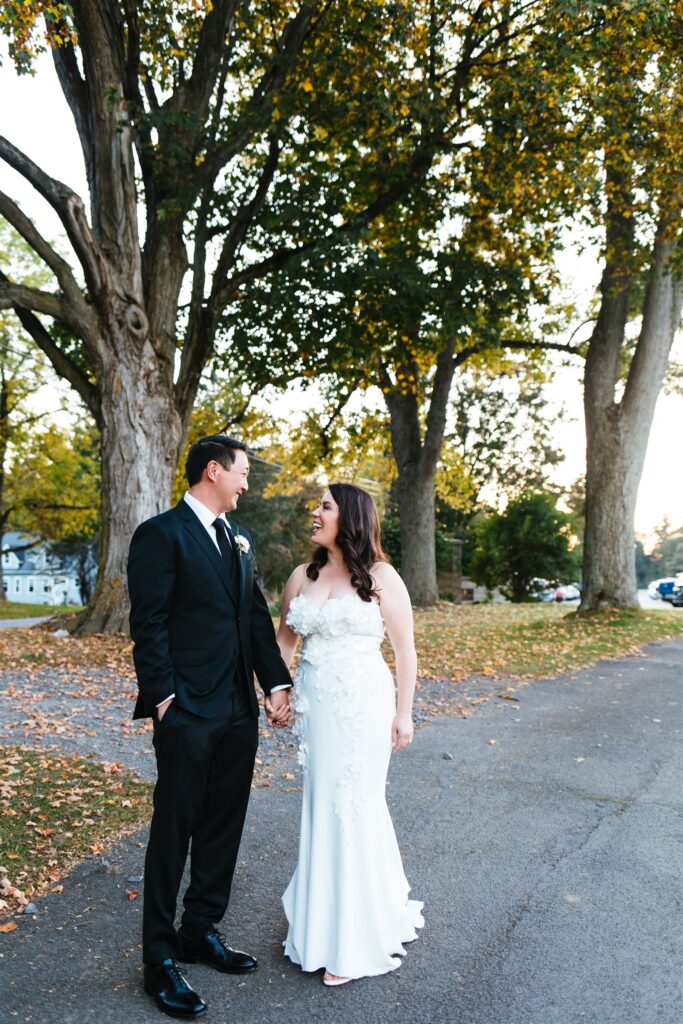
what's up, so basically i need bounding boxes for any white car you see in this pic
[647,580,663,599]
[554,584,581,602]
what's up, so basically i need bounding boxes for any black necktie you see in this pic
[213,517,240,592]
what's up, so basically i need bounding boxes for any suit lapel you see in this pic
[178,501,238,608]
[228,522,245,607]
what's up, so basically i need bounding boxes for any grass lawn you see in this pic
[0,624,134,673]
[404,602,683,681]
[0,602,81,619]
[0,601,682,681]
[0,747,152,922]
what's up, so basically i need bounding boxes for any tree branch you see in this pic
[622,227,683,429]
[423,337,456,470]
[176,135,282,418]
[0,294,101,426]
[0,191,90,319]
[49,30,94,190]
[167,0,241,122]
[198,2,320,188]
[226,135,471,292]
[0,135,106,294]
[452,337,586,369]
[0,279,76,327]
[319,378,362,455]
[210,135,281,307]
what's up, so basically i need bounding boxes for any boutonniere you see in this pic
[234,533,250,556]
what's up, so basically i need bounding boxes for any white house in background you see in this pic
[1,531,82,606]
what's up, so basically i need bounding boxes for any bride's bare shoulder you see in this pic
[371,560,400,586]
[287,563,308,583]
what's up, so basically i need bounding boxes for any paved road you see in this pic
[637,588,678,610]
[0,616,51,630]
[1,637,682,1024]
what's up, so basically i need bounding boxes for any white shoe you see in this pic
[323,971,352,986]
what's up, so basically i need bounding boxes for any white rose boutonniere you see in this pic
[234,534,250,556]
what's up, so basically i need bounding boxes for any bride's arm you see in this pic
[375,562,417,752]
[276,564,306,669]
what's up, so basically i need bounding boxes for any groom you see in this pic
[127,435,292,1018]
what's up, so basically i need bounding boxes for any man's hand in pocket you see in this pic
[157,697,174,721]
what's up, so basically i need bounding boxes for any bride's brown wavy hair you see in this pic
[306,483,387,602]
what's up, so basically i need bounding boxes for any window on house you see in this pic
[2,581,7,592]
[44,583,52,593]
[28,579,35,593]
[15,579,20,593]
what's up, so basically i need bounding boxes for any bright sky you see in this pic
[1,48,681,545]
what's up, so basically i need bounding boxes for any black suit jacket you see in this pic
[127,499,291,720]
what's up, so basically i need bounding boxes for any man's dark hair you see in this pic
[185,435,247,486]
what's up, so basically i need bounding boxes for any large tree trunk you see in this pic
[581,230,683,610]
[383,340,455,606]
[582,431,639,607]
[394,467,439,604]
[75,333,182,634]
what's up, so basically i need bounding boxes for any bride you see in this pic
[276,483,424,985]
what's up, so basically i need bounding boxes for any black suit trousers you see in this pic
[142,682,258,965]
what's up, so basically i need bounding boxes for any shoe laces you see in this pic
[166,961,188,990]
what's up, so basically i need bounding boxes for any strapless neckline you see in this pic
[291,591,380,613]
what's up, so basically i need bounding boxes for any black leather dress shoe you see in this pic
[178,928,258,974]
[143,959,207,1018]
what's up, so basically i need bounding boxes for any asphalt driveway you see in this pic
[1,637,681,1024]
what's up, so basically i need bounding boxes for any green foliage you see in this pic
[471,491,580,602]
[8,420,99,543]
[648,522,683,579]
[0,225,99,561]
[0,2,75,73]
[436,367,565,522]
[634,539,657,589]
[0,600,78,618]
[173,375,319,592]
[236,460,319,594]
[2,2,680,623]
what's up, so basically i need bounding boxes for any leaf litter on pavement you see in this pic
[0,747,151,918]
[1,604,681,921]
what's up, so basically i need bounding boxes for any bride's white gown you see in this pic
[282,591,424,979]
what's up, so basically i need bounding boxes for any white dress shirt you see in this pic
[183,491,230,551]
[157,493,289,706]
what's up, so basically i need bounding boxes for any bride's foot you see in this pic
[323,971,352,986]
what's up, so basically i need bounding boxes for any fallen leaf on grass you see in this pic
[0,920,17,932]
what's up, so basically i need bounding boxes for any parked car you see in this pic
[530,578,555,601]
[670,573,683,607]
[658,578,678,603]
[554,584,581,602]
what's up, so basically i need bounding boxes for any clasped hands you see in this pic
[158,691,291,727]
[265,689,291,728]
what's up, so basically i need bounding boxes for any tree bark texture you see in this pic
[581,230,683,610]
[395,466,439,605]
[79,334,182,633]
[383,340,455,606]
